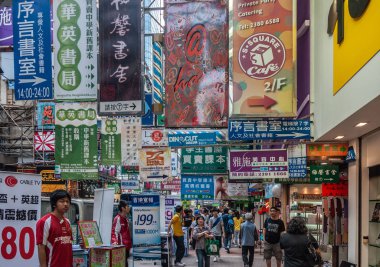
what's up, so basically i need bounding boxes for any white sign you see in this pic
[53,0,97,100]
[139,148,171,181]
[142,129,168,147]
[121,117,142,166]
[0,172,41,267]
[164,198,181,230]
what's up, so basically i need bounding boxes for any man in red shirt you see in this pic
[111,200,132,266]
[36,189,73,267]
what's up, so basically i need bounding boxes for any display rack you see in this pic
[368,170,380,267]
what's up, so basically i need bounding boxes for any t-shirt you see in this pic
[36,213,73,267]
[280,233,318,267]
[209,216,223,236]
[171,213,184,237]
[264,218,285,244]
[233,217,243,231]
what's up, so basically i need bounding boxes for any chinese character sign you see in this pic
[181,146,228,174]
[13,0,53,100]
[121,117,142,166]
[53,0,97,100]
[232,0,296,117]
[287,144,307,179]
[307,143,349,157]
[142,129,168,147]
[98,0,142,115]
[310,165,339,184]
[0,6,13,46]
[101,118,122,165]
[37,102,55,130]
[139,148,171,181]
[181,175,215,200]
[55,103,98,179]
[0,172,41,267]
[229,150,289,179]
[164,0,228,127]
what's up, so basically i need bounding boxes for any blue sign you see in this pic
[228,119,311,140]
[168,131,217,147]
[142,94,154,126]
[131,194,160,207]
[289,157,307,178]
[345,146,356,162]
[181,175,214,200]
[13,0,52,100]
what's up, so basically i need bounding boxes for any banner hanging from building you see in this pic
[101,118,122,165]
[164,0,229,127]
[53,0,97,100]
[231,0,296,117]
[37,102,55,130]
[0,172,41,267]
[181,175,214,200]
[139,148,171,181]
[121,117,142,166]
[98,0,142,115]
[55,102,98,179]
[229,150,288,180]
[34,131,55,152]
[13,0,53,100]
[181,146,228,174]
[131,195,161,267]
[288,144,307,179]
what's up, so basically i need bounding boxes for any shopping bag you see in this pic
[205,238,220,256]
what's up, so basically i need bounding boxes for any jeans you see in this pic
[196,249,210,267]
[214,236,222,254]
[224,233,232,249]
[242,246,254,267]
[234,230,240,245]
[173,235,185,263]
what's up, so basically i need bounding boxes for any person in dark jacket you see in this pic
[280,217,320,267]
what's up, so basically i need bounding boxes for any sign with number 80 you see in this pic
[1,226,35,260]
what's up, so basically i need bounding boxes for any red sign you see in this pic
[161,178,181,192]
[322,181,348,197]
[34,131,55,152]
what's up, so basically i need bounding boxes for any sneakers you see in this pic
[213,256,217,262]
[175,262,185,267]
[226,248,230,253]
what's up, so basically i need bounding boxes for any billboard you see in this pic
[164,0,229,127]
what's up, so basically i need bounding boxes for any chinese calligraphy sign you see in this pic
[181,146,227,174]
[310,165,339,184]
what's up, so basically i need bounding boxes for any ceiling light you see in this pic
[335,136,344,140]
[355,122,367,127]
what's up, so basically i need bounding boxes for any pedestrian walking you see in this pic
[221,208,234,253]
[111,200,132,266]
[36,190,73,267]
[209,207,223,262]
[233,210,243,247]
[193,216,214,267]
[240,213,258,267]
[263,206,285,267]
[280,217,321,267]
[168,205,186,267]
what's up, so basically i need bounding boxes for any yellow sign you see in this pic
[333,1,380,94]
[41,170,65,193]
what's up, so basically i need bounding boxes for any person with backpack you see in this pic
[209,208,223,262]
[221,208,234,253]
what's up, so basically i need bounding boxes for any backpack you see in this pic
[226,218,234,234]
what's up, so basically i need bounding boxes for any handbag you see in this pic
[205,238,220,256]
[305,234,322,266]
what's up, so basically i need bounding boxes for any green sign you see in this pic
[78,221,103,248]
[101,119,122,165]
[181,146,227,174]
[310,165,339,183]
[55,103,98,180]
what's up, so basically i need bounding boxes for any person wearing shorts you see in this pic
[263,207,285,267]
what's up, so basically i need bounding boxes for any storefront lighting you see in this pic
[334,136,344,140]
[355,122,368,127]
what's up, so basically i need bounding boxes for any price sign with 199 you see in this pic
[134,214,156,226]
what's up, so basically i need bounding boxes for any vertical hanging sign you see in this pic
[98,0,142,115]
[53,0,97,100]
[164,0,229,127]
[101,118,122,165]
[13,0,52,100]
[55,103,98,179]
[231,0,296,117]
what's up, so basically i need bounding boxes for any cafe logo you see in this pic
[239,33,285,80]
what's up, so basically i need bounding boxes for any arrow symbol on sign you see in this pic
[275,132,309,138]
[130,103,136,110]
[19,76,46,86]
[247,95,277,109]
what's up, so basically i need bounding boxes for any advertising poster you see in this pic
[131,195,161,267]
[41,170,65,193]
[0,6,13,46]
[121,117,142,166]
[164,0,228,127]
[142,129,168,147]
[181,146,227,174]
[55,103,98,179]
[288,144,307,179]
[37,102,55,130]
[227,182,249,200]
[229,150,288,179]
[164,198,181,229]
[0,172,41,267]
[78,221,103,248]
[34,131,55,152]
[13,0,52,100]
[98,0,142,115]
[214,175,228,200]
[139,148,171,181]
[181,175,214,200]
[168,130,226,147]
[53,0,97,100]
[231,0,296,117]
[161,178,181,192]
[101,118,122,165]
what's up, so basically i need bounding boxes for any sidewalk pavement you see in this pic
[181,245,281,267]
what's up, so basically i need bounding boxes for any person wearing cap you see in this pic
[240,213,258,267]
[168,205,186,267]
